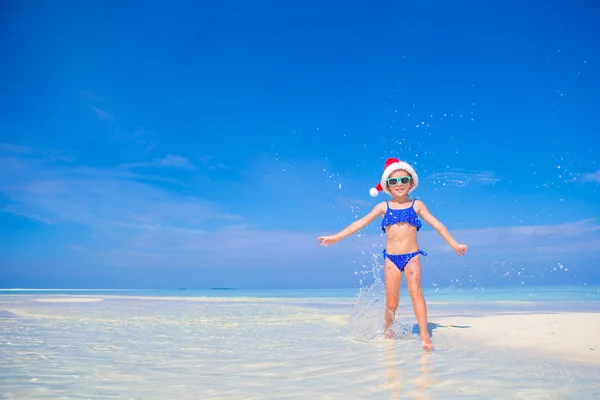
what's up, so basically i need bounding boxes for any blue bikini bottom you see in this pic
[383,249,427,272]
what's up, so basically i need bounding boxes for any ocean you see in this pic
[1,286,599,399]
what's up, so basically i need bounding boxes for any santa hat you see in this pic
[369,157,419,197]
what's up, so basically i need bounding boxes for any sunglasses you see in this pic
[387,176,412,186]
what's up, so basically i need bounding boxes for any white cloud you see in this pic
[75,215,600,270]
[0,143,33,154]
[0,143,75,163]
[416,218,600,255]
[428,169,500,187]
[581,170,600,183]
[118,154,197,171]
[80,91,106,102]
[2,204,52,224]
[198,154,229,170]
[0,148,227,232]
[89,105,115,121]
[158,154,196,170]
[1,144,599,273]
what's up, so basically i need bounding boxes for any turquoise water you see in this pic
[1,287,599,399]
[2,285,599,301]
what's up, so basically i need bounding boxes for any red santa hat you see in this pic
[369,157,419,197]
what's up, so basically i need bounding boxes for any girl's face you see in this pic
[387,170,413,197]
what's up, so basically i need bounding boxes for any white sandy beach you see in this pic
[34,297,104,303]
[432,311,600,365]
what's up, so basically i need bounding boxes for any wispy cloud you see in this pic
[418,218,600,256]
[159,154,196,170]
[198,154,229,170]
[80,91,106,102]
[581,170,600,183]
[119,154,197,172]
[81,92,157,152]
[0,146,226,232]
[0,143,34,155]
[2,204,53,224]
[0,150,356,270]
[0,143,75,163]
[89,105,115,122]
[74,217,600,271]
[428,169,500,187]
[2,144,598,275]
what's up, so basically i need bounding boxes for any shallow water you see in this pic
[1,292,599,399]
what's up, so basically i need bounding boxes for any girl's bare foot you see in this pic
[384,328,394,339]
[420,336,434,350]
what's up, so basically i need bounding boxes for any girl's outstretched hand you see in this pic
[318,235,339,247]
[454,244,468,256]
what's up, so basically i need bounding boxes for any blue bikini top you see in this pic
[381,200,422,232]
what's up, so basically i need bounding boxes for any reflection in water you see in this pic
[413,351,435,399]
[382,343,436,399]
[382,342,404,399]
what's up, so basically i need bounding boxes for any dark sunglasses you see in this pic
[386,176,412,186]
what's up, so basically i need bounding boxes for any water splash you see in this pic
[347,252,414,341]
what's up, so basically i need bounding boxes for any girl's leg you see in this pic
[404,256,434,349]
[384,258,402,338]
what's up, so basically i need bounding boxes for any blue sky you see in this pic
[1,0,599,289]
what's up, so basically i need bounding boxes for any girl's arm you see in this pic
[414,200,468,256]
[318,202,386,246]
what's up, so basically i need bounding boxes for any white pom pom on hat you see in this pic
[369,157,419,197]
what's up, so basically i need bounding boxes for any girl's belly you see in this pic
[385,223,419,253]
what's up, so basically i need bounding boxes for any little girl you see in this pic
[318,157,467,350]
